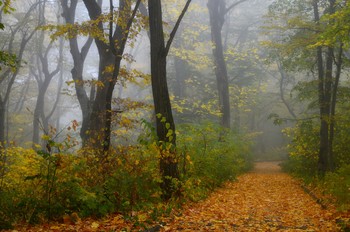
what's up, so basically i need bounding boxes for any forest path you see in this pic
[11,162,344,232]
[161,161,340,231]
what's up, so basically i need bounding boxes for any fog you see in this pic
[1,0,296,160]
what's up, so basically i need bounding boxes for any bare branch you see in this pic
[81,37,93,60]
[225,0,248,15]
[165,0,192,57]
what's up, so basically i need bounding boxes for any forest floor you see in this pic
[10,162,349,232]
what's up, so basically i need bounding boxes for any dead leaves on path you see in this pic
[10,167,349,231]
[162,173,345,231]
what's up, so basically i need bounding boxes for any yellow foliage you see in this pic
[0,147,42,190]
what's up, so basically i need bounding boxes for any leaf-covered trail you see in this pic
[162,162,340,231]
[10,162,345,231]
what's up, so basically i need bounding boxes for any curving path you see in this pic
[162,162,340,231]
[11,162,344,231]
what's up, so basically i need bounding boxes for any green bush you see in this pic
[0,122,254,227]
[281,120,319,180]
[324,164,350,211]
[282,118,350,211]
[177,122,254,201]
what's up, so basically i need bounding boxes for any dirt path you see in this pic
[11,162,344,231]
[161,162,340,231]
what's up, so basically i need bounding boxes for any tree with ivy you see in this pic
[148,0,191,200]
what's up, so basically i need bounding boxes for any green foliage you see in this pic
[0,51,18,70]
[282,115,350,210]
[281,120,319,179]
[323,164,350,211]
[0,0,17,71]
[177,122,254,201]
[313,1,350,48]
[0,0,15,14]
[0,121,254,227]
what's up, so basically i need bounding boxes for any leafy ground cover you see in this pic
[7,162,349,231]
[161,162,349,231]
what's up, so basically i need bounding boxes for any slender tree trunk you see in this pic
[208,0,230,129]
[0,99,5,146]
[313,0,338,174]
[173,28,188,100]
[173,57,187,99]
[277,61,297,119]
[148,0,179,200]
[61,0,93,144]
[32,0,63,146]
[328,45,342,171]
[313,0,327,174]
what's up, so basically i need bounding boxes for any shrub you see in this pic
[281,120,319,180]
[0,121,255,227]
[282,118,350,211]
[176,122,254,201]
[324,164,350,211]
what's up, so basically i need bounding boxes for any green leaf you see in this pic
[161,117,166,123]
[166,129,173,137]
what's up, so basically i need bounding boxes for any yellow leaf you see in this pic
[91,222,99,229]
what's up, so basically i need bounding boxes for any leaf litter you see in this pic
[8,162,349,231]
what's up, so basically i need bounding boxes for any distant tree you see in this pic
[207,0,248,130]
[60,0,93,144]
[312,0,341,173]
[57,0,141,152]
[0,0,16,70]
[265,0,344,174]
[32,0,64,146]
[0,1,37,146]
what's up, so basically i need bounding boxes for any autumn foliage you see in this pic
[0,122,252,229]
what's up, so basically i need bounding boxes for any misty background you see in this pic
[1,0,293,160]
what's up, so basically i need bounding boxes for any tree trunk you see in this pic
[313,0,338,174]
[0,99,5,146]
[86,51,114,151]
[173,56,187,99]
[314,1,329,174]
[277,61,297,119]
[61,0,93,144]
[173,28,188,100]
[81,0,140,153]
[208,0,230,129]
[0,12,36,145]
[329,45,342,171]
[148,0,182,200]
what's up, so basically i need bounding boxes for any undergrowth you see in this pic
[281,120,350,213]
[0,122,253,229]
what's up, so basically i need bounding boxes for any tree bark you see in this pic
[62,0,140,152]
[313,1,328,175]
[208,0,231,129]
[328,45,342,171]
[148,0,191,200]
[0,98,5,146]
[148,0,179,200]
[313,0,338,174]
